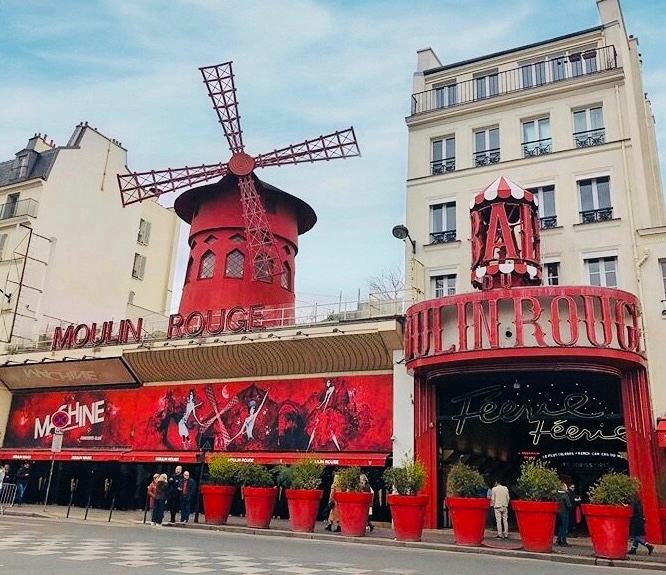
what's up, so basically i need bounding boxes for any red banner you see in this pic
[4,375,392,454]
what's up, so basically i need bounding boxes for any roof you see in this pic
[424,26,604,76]
[0,148,59,188]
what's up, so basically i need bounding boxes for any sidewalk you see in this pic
[2,503,664,571]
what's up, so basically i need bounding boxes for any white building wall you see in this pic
[392,349,414,462]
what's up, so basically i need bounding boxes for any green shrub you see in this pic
[516,461,560,501]
[237,463,274,488]
[274,459,325,490]
[383,455,427,495]
[446,463,487,498]
[588,473,640,505]
[336,466,363,493]
[207,457,240,486]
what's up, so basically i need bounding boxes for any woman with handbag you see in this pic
[325,472,341,532]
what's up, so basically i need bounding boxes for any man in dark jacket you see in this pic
[166,466,183,523]
[555,481,571,546]
[15,463,30,506]
[628,496,654,555]
[178,470,197,523]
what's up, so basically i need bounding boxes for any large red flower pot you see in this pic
[286,489,323,533]
[334,491,373,537]
[387,494,429,542]
[582,504,632,559]
[660,508,666,544]
[512,500,558,552]
[446,497,489,546]
[200,485,236,524]
[242,486,278,529]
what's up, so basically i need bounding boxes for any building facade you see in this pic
[400,0,666,541]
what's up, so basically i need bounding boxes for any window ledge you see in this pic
[573,217,621,228]
[540,225,564,232]
[424,240,462,249]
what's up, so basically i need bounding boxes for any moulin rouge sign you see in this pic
[51,305,266,351]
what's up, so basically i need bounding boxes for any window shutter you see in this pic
[0,234,7,261]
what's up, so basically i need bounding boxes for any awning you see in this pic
[207,452,391,467]
[120,451,200,464]
[657,420,666,448]
[0,449,125,462]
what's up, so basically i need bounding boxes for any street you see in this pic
[0,516,645,574]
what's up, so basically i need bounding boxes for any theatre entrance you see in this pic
[435,369,628,529]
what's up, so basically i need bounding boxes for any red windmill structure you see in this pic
[118,62,360,323]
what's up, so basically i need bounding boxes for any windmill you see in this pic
[117,62,360,318]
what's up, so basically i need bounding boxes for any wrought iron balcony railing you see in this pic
[0,198,38,221]
[430,230,457,244]
[411,45,618,115]
[574,128,605,148]
[474,149,500,167]
[431,158,455,175]
[540,215,558,229]
[523,138,552,158]
[580,207,613,223]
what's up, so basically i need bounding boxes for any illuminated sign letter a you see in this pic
[483,204,518,261]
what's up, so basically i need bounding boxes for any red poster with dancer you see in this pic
[4,375,392,453]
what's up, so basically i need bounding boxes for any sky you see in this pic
[1,0,666,315]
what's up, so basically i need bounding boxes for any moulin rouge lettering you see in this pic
[34,400,105,439]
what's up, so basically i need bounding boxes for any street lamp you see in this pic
[392,224,416,254]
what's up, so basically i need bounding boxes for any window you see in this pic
[551,55,566,82]
[132,253,146,280]
[522,117,551,157]
[0,234,7,261]
[528,185,557,228]
[474,72,499,100]
[230,233,245,244]
[430,202,456,243]
[573,106,604,147]
[474,127,500,166]
[432,136,455,174]
[128,291,135,305]
[225,249,244,278]
[544,262,560,286]
[280,262,291,291]
[586,257,617,287]
[569,51,598,76]
[137,219,151,245]
[432,274,456,298]
[254,256,273,283]
[198,250,215,279]
[3,193,19,219]
[520,61,546,88]
[185,257,193,284]
[434,83,457,109]
[578,176,612,223]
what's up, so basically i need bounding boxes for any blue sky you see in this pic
[1,0,665,314]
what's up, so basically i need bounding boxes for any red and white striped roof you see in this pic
[470,175,538,209]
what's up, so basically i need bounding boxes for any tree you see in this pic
[367,265,405,300]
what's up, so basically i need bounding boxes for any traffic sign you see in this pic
[52,410,70,429]
[51,429,64,453]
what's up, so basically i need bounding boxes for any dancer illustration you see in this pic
[229,390,269,443]
[178,389,202,449]
[307,379,341,451]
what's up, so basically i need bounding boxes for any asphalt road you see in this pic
[0,516,643,575]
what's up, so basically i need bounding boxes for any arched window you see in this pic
[198,250,215,279]
[185,257,193,284]
[225,249,244,278]
[254,255,273,283]
[280,262,291,291]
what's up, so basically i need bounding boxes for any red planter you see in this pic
[387,494,429,542]
[200,485,236,524]
[512,500,558,552]
[242,486,278,529]
[334,491,373,537]
[286,489,323,533]
[660,508,666,545]
[582,504,632,559]
[446,497,489,546]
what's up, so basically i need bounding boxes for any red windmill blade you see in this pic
[117,60,360,281]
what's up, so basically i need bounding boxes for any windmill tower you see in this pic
[118,62,360,321]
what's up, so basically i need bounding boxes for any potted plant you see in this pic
[201,456,240,524]
[384,456,428,542]
[275,459,325,533]
[238,462,278,529]
[512,461,560,552]
[582,472,640,560]
[333,466,373,537]
[445,462,489,546]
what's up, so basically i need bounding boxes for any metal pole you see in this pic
[193,453,205,523]
[107,494,115,522]
[84,466,95,521]
[66,479,77,518]
[43,454,56,511]
[143,491,149,524]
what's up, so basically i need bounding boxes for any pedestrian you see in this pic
[325,472,341,532]
[147,473,159,513]
[151,473,168,526]
[15,462,30,506]
[567,483,581,536]
[490,479,510,539]
[167,465,183,523]
[628,495,655,555]
[0,463,8,487]
[555,481,571,547]
[178,470,196,523]
[360,473,374,532]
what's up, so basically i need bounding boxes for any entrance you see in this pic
[435,370,628,529]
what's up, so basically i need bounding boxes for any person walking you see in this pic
[15,462,30,506]
[167,466,183,523]
[360,473,374,533]
[555,481,572,546]
[325,472,341,532]
[151,474,168,526]
[147,473,159,514]
[628,495,655,555]
[490,479,510,539]
[178,470,197,523]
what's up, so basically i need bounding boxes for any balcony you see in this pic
[522,138,552,158]
[411,45,617,115]
[430,230,457,244]
[574,128,605,148]
[431,158,455,175]
[540,215,558,229]
[0,198,38,221]
[580,207,613,223]
[474,149,500,167]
